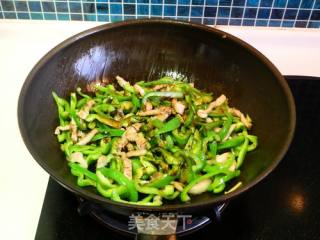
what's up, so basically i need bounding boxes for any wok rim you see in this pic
[17,19,296,212]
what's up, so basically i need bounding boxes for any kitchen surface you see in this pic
[0,4,320,238]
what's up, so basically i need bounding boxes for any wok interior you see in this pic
[20,22,293,212]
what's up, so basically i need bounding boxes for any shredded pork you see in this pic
[77,128,98,146]
[54,125,70,135]
[189,179,212,195]
[70,119,78,143]
[197,94,227,118]
[77,99,95,120]
[172,99,185,115]
[69,152,87,168]
[134,84,145,96]
[229,107,252,129]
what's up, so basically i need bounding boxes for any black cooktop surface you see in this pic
[35,76,320,240]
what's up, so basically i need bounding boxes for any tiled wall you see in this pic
[0,0,319,28]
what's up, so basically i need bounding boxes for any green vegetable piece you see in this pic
[142,91,184,104]
[160,149,181,165]
[218,113,233,140]
[150,118,164,129]
[131,93,141,112]
[97,123,125,137]
[69,163,98,182]
[180,169,228,202]
[172,129,191,146]
[210,170,240,191]
[247,135,258,151]
[98,167,138,202]
[97,184,128,198]
[135,184,160,195]
[236,137,249,168]
[140,159,157,175]
[217,135,245,150]
[213,182,226,193]
[161,185,175,196]
[146,175,175,188]
[74,173,96,187]
[96,115,121,129]
[165,135,174,149]
[52,91,69,124]
[96,171,115,189]
[139,76,176,87]
[156,117,181,135]
[209,142,218,157]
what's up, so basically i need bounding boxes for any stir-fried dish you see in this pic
[53,76,258,206]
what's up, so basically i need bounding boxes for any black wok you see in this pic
[18,19,295,238]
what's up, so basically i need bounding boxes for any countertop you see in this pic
[0,19,319,240]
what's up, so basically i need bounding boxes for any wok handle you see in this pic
[135,233,177,240]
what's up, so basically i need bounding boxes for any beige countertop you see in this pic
[0,19,319,240]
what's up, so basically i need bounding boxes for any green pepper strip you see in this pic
[139,77,177,87]
[96,171,115,189]
[188,130,205,173]
[160,149,181,165]
[76,98,89,109]
[98,168,138,202]
[182,134,196,180]
[68,141,111,156]
[198,120,223,130]
[139,194,154,203]
[145,175,175,188]
[74,172,96,187]
[247,135,258,151]
[142,91,184,104]
[52,92,69,125]
[172,129,191,146]
[90,133,106,142]
[95,115,121,129]
[165,135,174,149]
[96,123,125,137]
[211,170,240,192]
[131,93,141,112]
[135,184,160,195]
[236,137,249,168]
[184,95,194,127]
[217,135,245,150]
[69,93,86,130]
[181,168,229,202]
[57,132,66,142]
[69,163,98,181]
[212,182,226,193]
[113,96,132,102]
[110,192,163,206]
[94,104,116,113]
[218,113,233,140]
[95,86,131,101]
[163,191,180,200]
[140,159,157,175]
[76,87,91,99]
[150,118,164,129]
[97,184,128,198]
[209,141,218,158]
[155,117,181,135]
[70,168,96,187]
